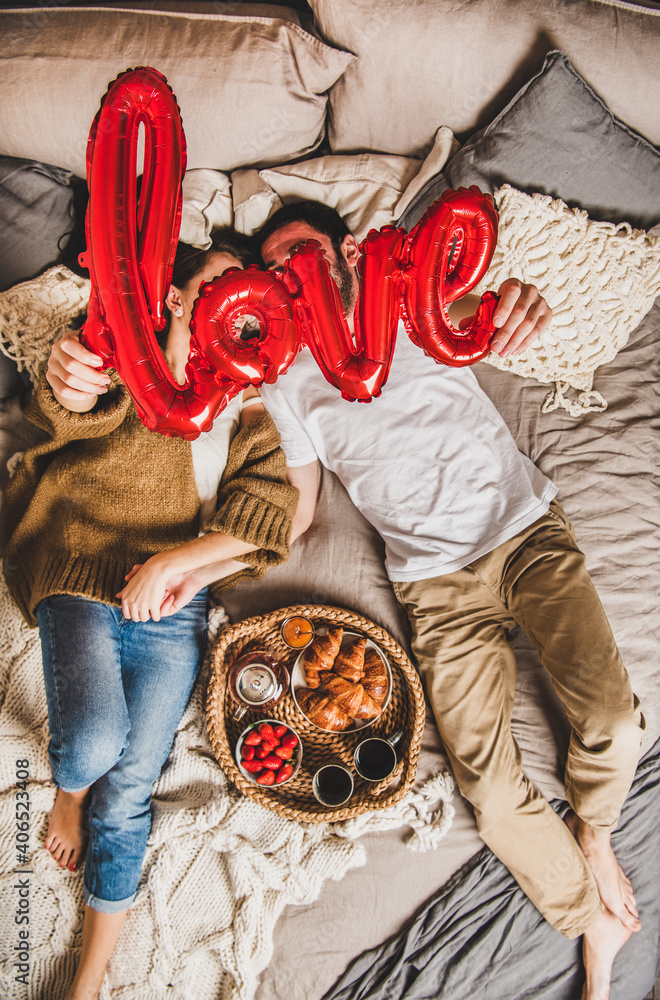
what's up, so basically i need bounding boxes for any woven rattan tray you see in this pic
[207,605,426,823]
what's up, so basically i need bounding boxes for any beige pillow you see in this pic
[0,6,354,178]
[476,185,660,414]
[232,127,457,240]
[310,0,660,156]
[180,170,233,249]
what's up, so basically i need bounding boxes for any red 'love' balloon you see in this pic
[402,187,499,366]
[80,67,499,438]
[80,66,244,439]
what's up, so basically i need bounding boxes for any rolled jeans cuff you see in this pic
[83,885,136,914]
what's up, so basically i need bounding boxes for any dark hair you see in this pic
[257,200,351,259]
[171,229,259,289]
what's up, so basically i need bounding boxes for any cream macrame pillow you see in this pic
[0,265,90,382]
[475,185,660,415]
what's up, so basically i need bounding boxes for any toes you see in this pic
[68,846,85,872]
[58,848,73,869]
[619,907,641,932]
[51,841,65,862]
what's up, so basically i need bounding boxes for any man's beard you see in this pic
[330,251,357,316]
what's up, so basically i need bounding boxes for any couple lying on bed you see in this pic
[3,202,643,1000]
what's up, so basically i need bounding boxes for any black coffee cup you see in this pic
[353,730,402,782]
[312,759,354,807]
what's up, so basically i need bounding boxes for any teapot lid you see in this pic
[236,662,278,705]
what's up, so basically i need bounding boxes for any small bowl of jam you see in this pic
[280,615,315,650]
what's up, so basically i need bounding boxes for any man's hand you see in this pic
[489,279,552,358]
[47,331,111,412]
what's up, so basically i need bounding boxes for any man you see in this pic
[255,200,644,1000]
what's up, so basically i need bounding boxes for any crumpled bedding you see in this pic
[320,738,660,1000]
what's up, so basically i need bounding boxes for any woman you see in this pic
[2,229,311,1000]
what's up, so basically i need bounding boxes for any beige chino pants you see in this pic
[392,502,643,938]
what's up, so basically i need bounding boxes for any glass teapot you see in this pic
[228,648,289,721]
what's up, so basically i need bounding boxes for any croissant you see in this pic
[302,626,344,688]
[361,649,389,705]
[321,673,381,721]
[297,687,352,731]
[333,637,366,683]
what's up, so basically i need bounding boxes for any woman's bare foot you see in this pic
[45,787,90,871]
[564,811,641,932]
[581,907,632,1000]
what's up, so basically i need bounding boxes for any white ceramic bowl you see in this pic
[291,631,392,733]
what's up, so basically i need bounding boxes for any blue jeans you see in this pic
[37,591,208,913]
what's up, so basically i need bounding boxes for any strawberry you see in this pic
[256,769,275,785]
[244,731,261,746]
[261,737,279,751]
[274,746,293,760]
[261,754,282,770]
[242,760,263,774]
[258,723,275,741]
[256,745,271,759]
[281,733,298,749]
[275,764,294,784]
[241,745,256,761]
[273,724,287,738]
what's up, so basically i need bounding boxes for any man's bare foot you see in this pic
[581,907,632,1000]
[45,787,89,871]
[564,811,641,932]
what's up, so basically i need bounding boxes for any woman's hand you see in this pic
[117,554,201,622]
[47,331,111,412]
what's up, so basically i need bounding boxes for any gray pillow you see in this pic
[398,50,660,233]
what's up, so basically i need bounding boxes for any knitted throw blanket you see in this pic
[0,575,455,1000]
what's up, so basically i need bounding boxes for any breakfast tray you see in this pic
[206,604,426,823]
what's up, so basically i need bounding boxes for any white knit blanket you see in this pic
[0,572,454,1000]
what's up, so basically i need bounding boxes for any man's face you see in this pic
[260,221,358,316]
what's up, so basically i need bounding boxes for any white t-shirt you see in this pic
[260,322,556,581]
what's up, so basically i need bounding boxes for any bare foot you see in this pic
[581,907,632,1000]
[565,812,641,933]
[45,787,89,871]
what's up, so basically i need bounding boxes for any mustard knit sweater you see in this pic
[2,371,299,627]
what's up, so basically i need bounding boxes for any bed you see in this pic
[1,2,659,999]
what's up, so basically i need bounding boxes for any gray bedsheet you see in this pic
[322,738,660,1000]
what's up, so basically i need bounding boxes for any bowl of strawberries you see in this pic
[235,719,302,787]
